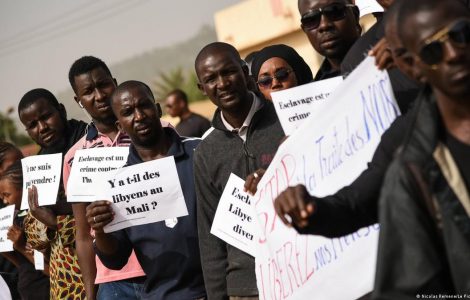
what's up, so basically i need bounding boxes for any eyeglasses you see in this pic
[257,69,293,88]
[418,19,470,67]
[300,3,355,31]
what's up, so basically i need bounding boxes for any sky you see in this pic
[0,0,240,124]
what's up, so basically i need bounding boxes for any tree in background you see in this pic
[152,67,205,105]
[0,107,32,146]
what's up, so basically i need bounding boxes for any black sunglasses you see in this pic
[257,69,293,88]
[418,19,470,67]
[300,3,355,30]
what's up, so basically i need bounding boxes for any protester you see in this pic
[64,56,145,300]
[86,80,206,299]
[194,42,284,299]
[165,89,211,137]
[0,162,50,300]
[271,1,423,237]
[373,0,470,297]
[18,88,87,299]
[299,0,361,80]
[250,44,313,100]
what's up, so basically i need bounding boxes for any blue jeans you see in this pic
[97,280,144,300]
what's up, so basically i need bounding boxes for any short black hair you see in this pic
[166,89,188,105]
[68,56,112,92]
[0,161,23,189]
[112,80,155,103]
[0,142,23,169]
[18,88,61,117]
[195,42,243,76]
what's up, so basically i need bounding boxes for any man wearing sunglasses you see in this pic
[299,0,362,81]
[373,0,470,297]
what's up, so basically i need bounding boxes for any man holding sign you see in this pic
[86,81,206,299]
[194,42,284,299]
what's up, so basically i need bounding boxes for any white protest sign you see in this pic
[0,275,12,300]
[67,147,129,202]
[253,57,400,300]
[34,250,45,270]
[355,0,384,17]
[211,173,259,257]
[20,153,62,210]
[271,76,343,135]
[103,156,188,233]
[0,205,15,252]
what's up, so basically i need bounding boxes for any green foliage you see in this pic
[152,68,205,103]
[0,110,32,146]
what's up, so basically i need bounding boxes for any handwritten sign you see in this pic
[103,156,188,233]
[0,205,15,252]
[355,0,384,17]
[67,147,129,202]
[253,57,400,299]
[271,76,343,135]
[34,250,45,270]
[211,173,259,257]
[20,153,62,210]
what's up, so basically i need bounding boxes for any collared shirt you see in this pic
[220,92,262,141]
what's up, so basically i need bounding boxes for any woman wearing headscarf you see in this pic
[251,44,313,100]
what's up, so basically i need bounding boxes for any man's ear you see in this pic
[403,55,426,83]
[74,95,80,106]
[197,83,207,96]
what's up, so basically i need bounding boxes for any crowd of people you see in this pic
[0,0,469,299]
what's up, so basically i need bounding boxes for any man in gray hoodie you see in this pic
[194,42,284,299]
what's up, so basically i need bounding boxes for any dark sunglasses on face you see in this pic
[257,68,293,88]
[418,18,470,67]
[300,3,355,30]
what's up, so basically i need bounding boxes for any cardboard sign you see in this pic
[20,153,62,210]
[0,205,15,252]
[253,57,400,300]
[271,76,343,136]
[211,173,259,257]
[103,156,188,233]
[67,147,129,202]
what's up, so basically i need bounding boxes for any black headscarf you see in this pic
[251,44,313,85]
